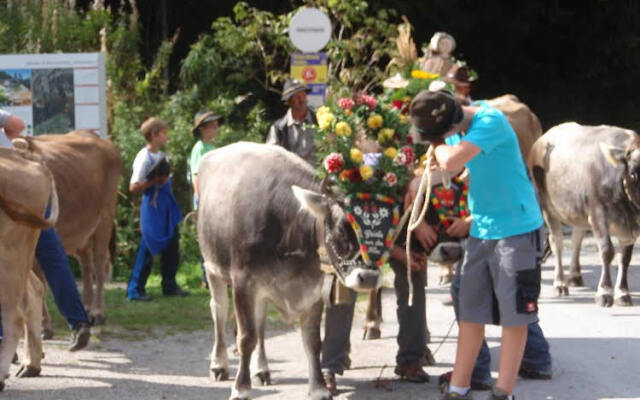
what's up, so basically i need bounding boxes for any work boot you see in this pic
[68,322,90,352]
[394,360,430,383]
[518,364,552,380]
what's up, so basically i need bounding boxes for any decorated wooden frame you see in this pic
[345,192,401,268]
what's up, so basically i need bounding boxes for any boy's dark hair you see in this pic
[140,117,168,142]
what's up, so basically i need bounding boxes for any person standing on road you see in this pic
[409,90,545,400]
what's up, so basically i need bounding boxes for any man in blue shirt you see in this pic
[409,91,545,400]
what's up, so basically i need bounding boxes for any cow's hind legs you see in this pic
[547,216,569,296]
[591,206,615,307]
[33,265,53,340]
[300,301,332,400]
[567,228,585,287]
[251,299,270,386]
[206,267,230,381]
[17,272,44,378]
[230,278,257,400]
[614,243,633,306]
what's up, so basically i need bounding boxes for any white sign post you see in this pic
[288,8,331,107]
[0,52,108,137]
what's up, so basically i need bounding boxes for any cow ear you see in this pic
[599,142,625,167]
[292,185,330,220]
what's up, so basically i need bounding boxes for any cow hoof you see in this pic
[309,387,332,400]
[567,276,584,287]
[252,371,271,386]
[615,295,633,307]
[554,286,569,297]
[0,380,4,392]
[91,316,106,326]
[596,294,614,307]
[210,367,229,381]
[11,352,18,364]
[16,365,41,378]
[41,328,54,341]
[363,327,381,340]
[422,346,436,366]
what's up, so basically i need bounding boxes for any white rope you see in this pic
[405,144,436,306]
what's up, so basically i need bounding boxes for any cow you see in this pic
[362,94,544,342]
[13,130,122,326]
[197,142,380,400]
[0,147,58,391]
[529,122,640,307]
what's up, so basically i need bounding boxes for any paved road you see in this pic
[4,235,640,400]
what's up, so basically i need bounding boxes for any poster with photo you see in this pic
[0,53,107,137]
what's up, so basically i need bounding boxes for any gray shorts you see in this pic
[459,227,545,327]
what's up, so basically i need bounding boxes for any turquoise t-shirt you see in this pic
[452,103,543,239]
[189,140,216,181]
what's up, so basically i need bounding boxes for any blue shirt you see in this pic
[451,102,542,239]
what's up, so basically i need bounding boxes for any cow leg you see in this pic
[0,306,22,391]
[230,278,257,400]
[17,273,43,378]
[614,243,633,306]
[567,228,585,287]
[76,246,95,320]
[300,300,332,400]
[590,207,615,307]
[33,264,53,340]
[206,267,229,381]
[363,288,381,340]
[251,299,270,386]
[89,216,115,326]
[546,215,568,296]
[439,264,454,286]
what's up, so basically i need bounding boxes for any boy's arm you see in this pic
[129,178,159,193]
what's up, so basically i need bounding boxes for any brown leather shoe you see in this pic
[323,371,337,395]
[394,361,430,383]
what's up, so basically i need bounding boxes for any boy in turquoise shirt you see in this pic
[190,111,222,209]
[410,90,544,400]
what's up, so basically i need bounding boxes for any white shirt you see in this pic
[130,147,167,184]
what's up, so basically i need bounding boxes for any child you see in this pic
[126,117,187,301]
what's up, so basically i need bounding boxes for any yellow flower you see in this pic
[350,148,363,163]
[316,106,331,120]
[359,165,374,180]
[384,147,398,159]
[411,70,439,80]
[318,113,335,131]
[398,114,408,124]
[367,114,383,130]
[381,128,395,140]
[335,121,352,137]
[344,109,352,116]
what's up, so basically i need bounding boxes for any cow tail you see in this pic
[43,176,59,228]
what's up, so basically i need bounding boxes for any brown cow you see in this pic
[13,131,122,326]
[362,94,543,342]
[0,147,58,391]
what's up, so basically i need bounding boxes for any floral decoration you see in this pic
[314,93,421,199]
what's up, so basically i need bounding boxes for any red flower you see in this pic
[323,153,344,173]
[406,135,414,144]
[337,97,355,110]
[384,172,398,187]
[401,146,415,165]
[347,168,362,182]
[356,94,377,110]
[392,99,409,113]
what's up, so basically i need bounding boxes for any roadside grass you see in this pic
[45,261,286,342]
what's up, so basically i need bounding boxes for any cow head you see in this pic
[601,139,640,209]
[292,186,380,292]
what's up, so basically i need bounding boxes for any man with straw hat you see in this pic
[266,79,317,165]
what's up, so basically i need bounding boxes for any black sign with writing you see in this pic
[345,193,400,267]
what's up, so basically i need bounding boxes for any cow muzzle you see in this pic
[344,267,381,292]
[428,241,464,264]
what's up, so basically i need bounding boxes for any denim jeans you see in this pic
[451,259,552,383]
[126,229,180,298]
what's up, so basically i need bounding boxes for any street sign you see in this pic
[288,8,331,53]
[291,52,328,108]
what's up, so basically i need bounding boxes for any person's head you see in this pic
[409,90,464,143]
[281,79,310,114]
[192,111,223,142]
[141,117,168,146]
[446,64,474,101]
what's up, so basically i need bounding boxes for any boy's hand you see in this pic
[446,216,471,238]
[413,221,438,250]
[390,245,427,271]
